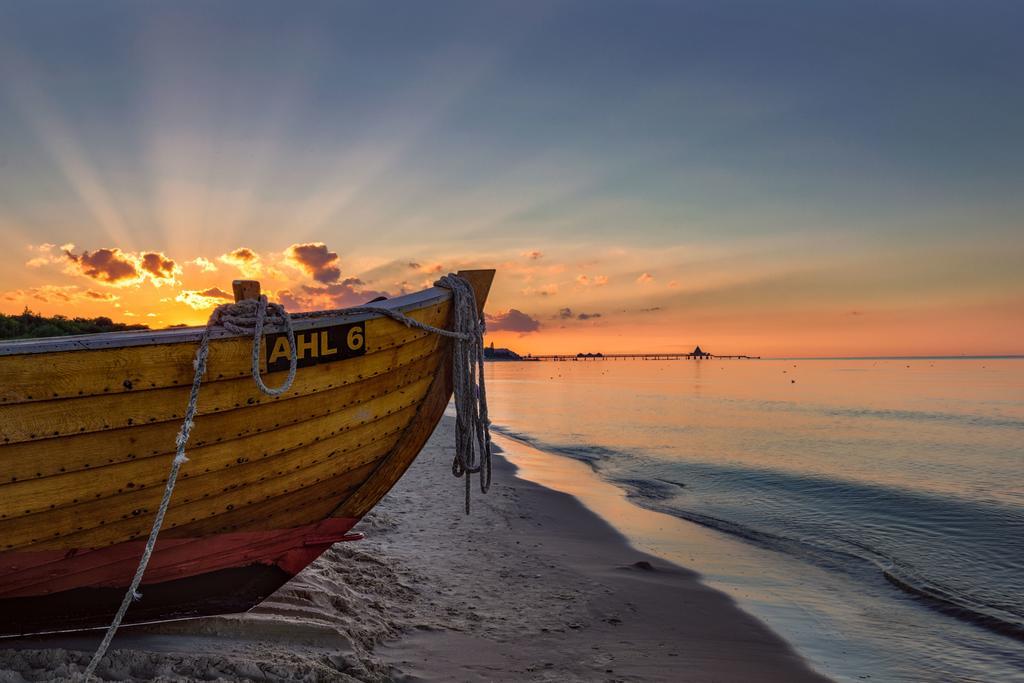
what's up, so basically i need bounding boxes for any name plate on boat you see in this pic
[264,323,366,373]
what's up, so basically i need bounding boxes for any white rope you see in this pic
[83,275,489,679]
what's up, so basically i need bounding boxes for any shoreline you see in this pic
[0,416,826,681]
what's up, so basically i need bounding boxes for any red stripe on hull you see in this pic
[0,517,359,600]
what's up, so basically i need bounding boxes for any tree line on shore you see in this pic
[0,308,148,340]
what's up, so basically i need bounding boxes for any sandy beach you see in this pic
[0,416,826,682]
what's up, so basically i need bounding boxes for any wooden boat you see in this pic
[0,269,494,637]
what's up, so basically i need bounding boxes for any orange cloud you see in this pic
[63,247,141,286]
[25,243,60,268]
[522,250,544,260]
[299,278,391,308]
[187,256,218,272]
[140,252,180,286]
[636,272,654,284]
[576,274,608,287]
[522,283,558,296]
[84,289,119,301]
[1,284,121,304]
[218,247,262,277]
[285,242,341,283]
[59,246,182,287]
[175,286,234,310]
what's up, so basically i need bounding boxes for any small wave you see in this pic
[720,397,1024,430]
[819,406,1024,430]
[492,421,1024,644]
[629,484,1024,642]
[616,478,679,501]
[490,425,618,467]
[883,566,1024,641]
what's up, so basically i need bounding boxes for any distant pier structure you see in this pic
[529,346,759,361]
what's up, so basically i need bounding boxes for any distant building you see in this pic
[692,345,710,357]
[484,342,522,361]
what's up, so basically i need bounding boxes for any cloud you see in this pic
[486,308,541,333]
[218,247,262,277]
[285,242,341,283]
[413,262,443,274]
[276,288,306,311]
[559,306,600,320]
[522,250,544,260]
[636,272,654,284]
[25,243,60,268]
[59,246,183,287]
[1,285,120,304]
[522,283,558,296]
[639,306,662,313]
[84,289,119,301]
[187,256,218,272]
[668,280,679,288]
[576,274,608,287]
[63,247,141,286]
[140,252,180,286]
[175,286,234,310]
[300,278,391,308]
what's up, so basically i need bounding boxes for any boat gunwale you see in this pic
[0,285,450,356]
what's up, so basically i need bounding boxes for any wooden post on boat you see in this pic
[232,280,261,302]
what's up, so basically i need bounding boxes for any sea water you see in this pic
[483,358,1024,682]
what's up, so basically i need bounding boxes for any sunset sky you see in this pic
[0,1,1021,356]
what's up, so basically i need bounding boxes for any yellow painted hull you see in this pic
[0,269,494,635]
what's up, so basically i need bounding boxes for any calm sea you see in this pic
[484,358,1024,682]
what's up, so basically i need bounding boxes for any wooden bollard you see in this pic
[232,280,261,302]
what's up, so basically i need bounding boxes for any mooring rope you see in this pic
[84,274,489,679]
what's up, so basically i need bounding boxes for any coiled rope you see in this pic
[84,273,490,679]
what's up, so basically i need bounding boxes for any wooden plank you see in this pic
[0,467,375,604]
[336,360,453,518]
[0,347,444,482]
[4,423,405,552]
[0,301,449,405]
[0,375,434,522]
[164,463,374,538]
[0,332,443,445]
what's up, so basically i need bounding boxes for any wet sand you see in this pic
[0,417,827,681]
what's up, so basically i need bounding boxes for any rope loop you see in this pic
[84,274,490,679]
[210,295,298,397]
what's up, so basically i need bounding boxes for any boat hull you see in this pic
[0,270,493,636]
[0,517,358,636]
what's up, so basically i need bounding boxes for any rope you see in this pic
[346,274,492,512]
[83,274,489,679]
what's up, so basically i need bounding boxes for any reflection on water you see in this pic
[486,358,1024,682]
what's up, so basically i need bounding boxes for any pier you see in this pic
[486,343,759,362]
[525,352,759,361]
